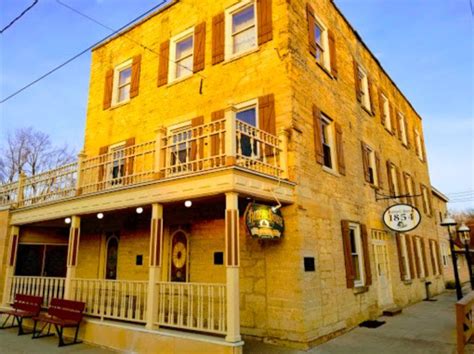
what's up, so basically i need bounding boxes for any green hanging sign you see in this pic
[245,203,284,240]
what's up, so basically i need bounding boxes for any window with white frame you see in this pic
[404,173,414,199]
[357,66,371,111]
[320,115,335,169]
[398,113,408,146]
[389,163,399,195]
[168,122,192,169]
[421,185,432,215]
[381,94,392,131]
[414,129,424,161]
[112,60,132,105]
[349,223,365,287]
[415,237,425,278]
[226,1,257,59]
[399,234,411,280]
[236,100,258,157]
[169,29,194,82]
[441,242,449,267]
[312,17,330,69]
[363,145,378,186]
[109,143,126,185]
[430,240,440,275]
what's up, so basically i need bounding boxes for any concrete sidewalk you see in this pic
[244,290,473,354]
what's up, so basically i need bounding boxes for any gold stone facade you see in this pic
[0,0,448,351]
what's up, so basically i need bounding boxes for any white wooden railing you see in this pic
[7,276,65,307]
[70,278,148,323]
[0,115,286,209]
[156,282,226,335]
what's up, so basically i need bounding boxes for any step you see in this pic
[382,307,403,317]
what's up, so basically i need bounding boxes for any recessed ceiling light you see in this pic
[97,213,104,219]
[184,200,192,208]
[65,217,71,224]
[136,207,143,214]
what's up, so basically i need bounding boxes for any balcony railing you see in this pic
[6,276,66,308]
[0,114,288,209]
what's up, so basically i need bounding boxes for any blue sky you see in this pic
[0,0,473,211]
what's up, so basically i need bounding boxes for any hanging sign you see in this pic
[383,204,421,232]
[246,203,284,240]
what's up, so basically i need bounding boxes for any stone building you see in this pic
[0,0,447,352]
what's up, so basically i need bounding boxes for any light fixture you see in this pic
[136,207,144,214]
[459,223,471,245]
[97,213,104,219]
[441,214,462,300]
[184,200,192,208]
[64,217,71,224]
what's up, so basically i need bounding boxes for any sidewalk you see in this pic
[244,290,473,354]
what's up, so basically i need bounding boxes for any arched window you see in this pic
[105,235,119,280]
[170,231,188,282]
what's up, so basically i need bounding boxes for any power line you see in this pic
[0,0,38,34]
[0,0,169,104]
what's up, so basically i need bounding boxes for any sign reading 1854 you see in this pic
[383,204,421,232]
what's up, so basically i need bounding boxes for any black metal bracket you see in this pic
[375,190,423,202]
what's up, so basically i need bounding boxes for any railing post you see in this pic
[278,128,290,179]
[225,192,241,343]
[2,226,19,306]
[16,172,26,207]
[224,107,238,167]
[154,127,167,179]
[64,216,81,300]
[76,151,87,196]
[146,203,164,329]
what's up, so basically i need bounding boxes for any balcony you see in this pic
[0,112,290,211]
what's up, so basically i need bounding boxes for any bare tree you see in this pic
[0,127,76,183]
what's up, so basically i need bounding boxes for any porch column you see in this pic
[225,192,241,342]
[278,128,290,179]
[146,203,164,329]
[64,216,81,299]
[2,226,19,306]
[224,107,238,166]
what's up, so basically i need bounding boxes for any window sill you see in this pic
[110,99,131,110]
[167,74,194,88]
[361,105,374,117]
[384,127,394,135]
[403,280,413,285]
[353,286,369,295]
[316,61,335,80]
[223,46,260,65]
[322,165,340,177]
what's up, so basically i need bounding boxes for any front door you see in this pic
[372,231,393,308]
[170,231,188,282]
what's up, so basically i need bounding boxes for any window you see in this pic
[311,17,329,69]
[414,129,424,161]
[226,1,257,58]
[169,122,192,171]
[441,243,449,267]
[109,143,126,185]
[415,237,425,278]
[381,94,392,131]
[349,223,365,287]
[170,29,194,82]
[362,145,378,186]
[430,240,440,275]
[321,115,334,169]
[388,163,399,196]
[399,234,411,280]
[357,66,371,111]
[421,185,432,216]
[398,113,408,146]
[236,100,258,157]
[112,60,132,105]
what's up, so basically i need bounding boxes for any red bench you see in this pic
[32,298,85,347]
[0,294,43,335]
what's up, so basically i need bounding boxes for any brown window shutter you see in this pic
[103,69,114,110]
[379,90,385,126]
[335,122,345,175]
[396,167,403,200]
[306,3,316,58]
[361,224,372,286]
[341,220,355,288]
[429,240,436,275]
[313,105,324,165]
[130,55,141,98]
[396,111,402,141]
[328,29,338,78]
[361,142,370,183]
[368,79,376,116]
[413,236,421,278]
[386,160,394,195]
[396,234,406,281]
[212,13,225,65]
[190,116,204,161]
[353,58,361,102]
[390,102,397,135]
[125,138,135,177]
[406,235,416,279]
[257,0,273,45]
[421,238,429,277]
[194,22,206,73]
[211,110,226,157]
[435,241,443,275]
[98,145,109,183]
[157,40,170,87]
[420,184,427,214]
[421,136,427,163]
[258,94,276,135]
[375,151,382,188]
[405,120,411,149]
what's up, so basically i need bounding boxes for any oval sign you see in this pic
[246,203,284,240]
[383,204,421,232]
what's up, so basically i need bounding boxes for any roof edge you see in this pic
[431,186,449,202]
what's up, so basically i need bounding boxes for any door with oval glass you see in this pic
[372,230,394,308]
[170,230,188,282]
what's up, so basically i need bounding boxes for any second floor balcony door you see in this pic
[236,104,258,158]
